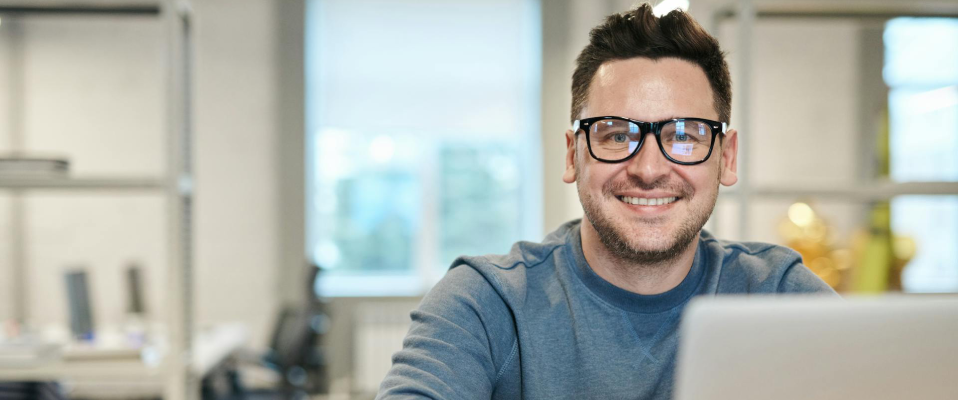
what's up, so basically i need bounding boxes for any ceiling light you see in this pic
[653,0,690,17]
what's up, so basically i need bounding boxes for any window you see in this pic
[884,18,958,292]
[305,0,542,296]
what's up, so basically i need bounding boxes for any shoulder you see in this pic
[700,230,836,295]
[410,220,579,374]
[445,220,580,307]
[704,232,802,276]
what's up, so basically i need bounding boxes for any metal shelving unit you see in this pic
[724,181,958,202]
[0,177,167,190]
[0,1,195,399]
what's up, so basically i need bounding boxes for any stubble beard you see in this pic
[576,166,719,266]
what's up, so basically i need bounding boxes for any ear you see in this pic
[562,130,578,184]
[719,128,738,187]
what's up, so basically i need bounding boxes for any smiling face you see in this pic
[563,57,738,264]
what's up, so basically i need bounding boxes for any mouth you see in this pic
[617,195,679,206]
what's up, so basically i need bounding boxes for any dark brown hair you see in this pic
[570,4,731,124]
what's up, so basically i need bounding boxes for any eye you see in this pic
[670,131,703,143]
[612,133,629,143]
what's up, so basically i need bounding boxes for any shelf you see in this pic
[714,0,958,20]
[722,181,958,201]
[0,176,165,190]
[0,1,160,16]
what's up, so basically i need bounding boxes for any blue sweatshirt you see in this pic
[378,219,836,399]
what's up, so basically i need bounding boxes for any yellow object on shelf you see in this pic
[778,201,850,290]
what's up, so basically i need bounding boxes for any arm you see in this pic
[377,264,518,400]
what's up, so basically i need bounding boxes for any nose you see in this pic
[626,133,671,182]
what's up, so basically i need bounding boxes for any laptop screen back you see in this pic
[674,296,958,400]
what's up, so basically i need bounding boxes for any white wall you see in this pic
[193,0,281,348]
[0,0,287,348]
[714,17,869,245]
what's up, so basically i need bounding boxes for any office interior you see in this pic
[0,0,956,398]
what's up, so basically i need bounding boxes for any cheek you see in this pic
[671,164,703,184]
[682,166,721,193]
[574,144,593,181]
[585,166,633,197]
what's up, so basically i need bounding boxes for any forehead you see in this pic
[584,57,717,122]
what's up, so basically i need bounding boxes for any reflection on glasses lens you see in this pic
[659,120,712,162]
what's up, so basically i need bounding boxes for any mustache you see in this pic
[603,175,694,198]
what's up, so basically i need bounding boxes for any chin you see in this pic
[626,231,682,254]
[620,223,693,259]
[585,200,703,264]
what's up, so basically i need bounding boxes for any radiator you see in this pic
[353,301,418,394]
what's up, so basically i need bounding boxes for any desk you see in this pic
[0,324,249,398]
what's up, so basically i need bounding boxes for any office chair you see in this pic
[203,263,329,400]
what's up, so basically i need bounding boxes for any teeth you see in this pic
[619,196,677,206]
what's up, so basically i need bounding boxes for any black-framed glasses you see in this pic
[574,116,728,165]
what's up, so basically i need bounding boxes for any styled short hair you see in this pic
[571,4,732,124]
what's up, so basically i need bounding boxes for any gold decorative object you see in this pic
[778,202,851,290]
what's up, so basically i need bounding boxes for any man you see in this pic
[378,4,835,399]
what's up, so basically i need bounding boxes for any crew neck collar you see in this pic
[566,223,708,314]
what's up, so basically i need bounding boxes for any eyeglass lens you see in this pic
[589,119,714,163]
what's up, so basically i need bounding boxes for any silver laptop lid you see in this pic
[674,296,958,400]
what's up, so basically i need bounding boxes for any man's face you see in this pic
[562,57,738,263]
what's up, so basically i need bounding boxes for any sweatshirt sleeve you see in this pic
[377,263,519,400]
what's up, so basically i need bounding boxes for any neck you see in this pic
[579,219,699,295]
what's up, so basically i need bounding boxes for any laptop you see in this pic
[674,296,958,400]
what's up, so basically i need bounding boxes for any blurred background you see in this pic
[0,0,955,398]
